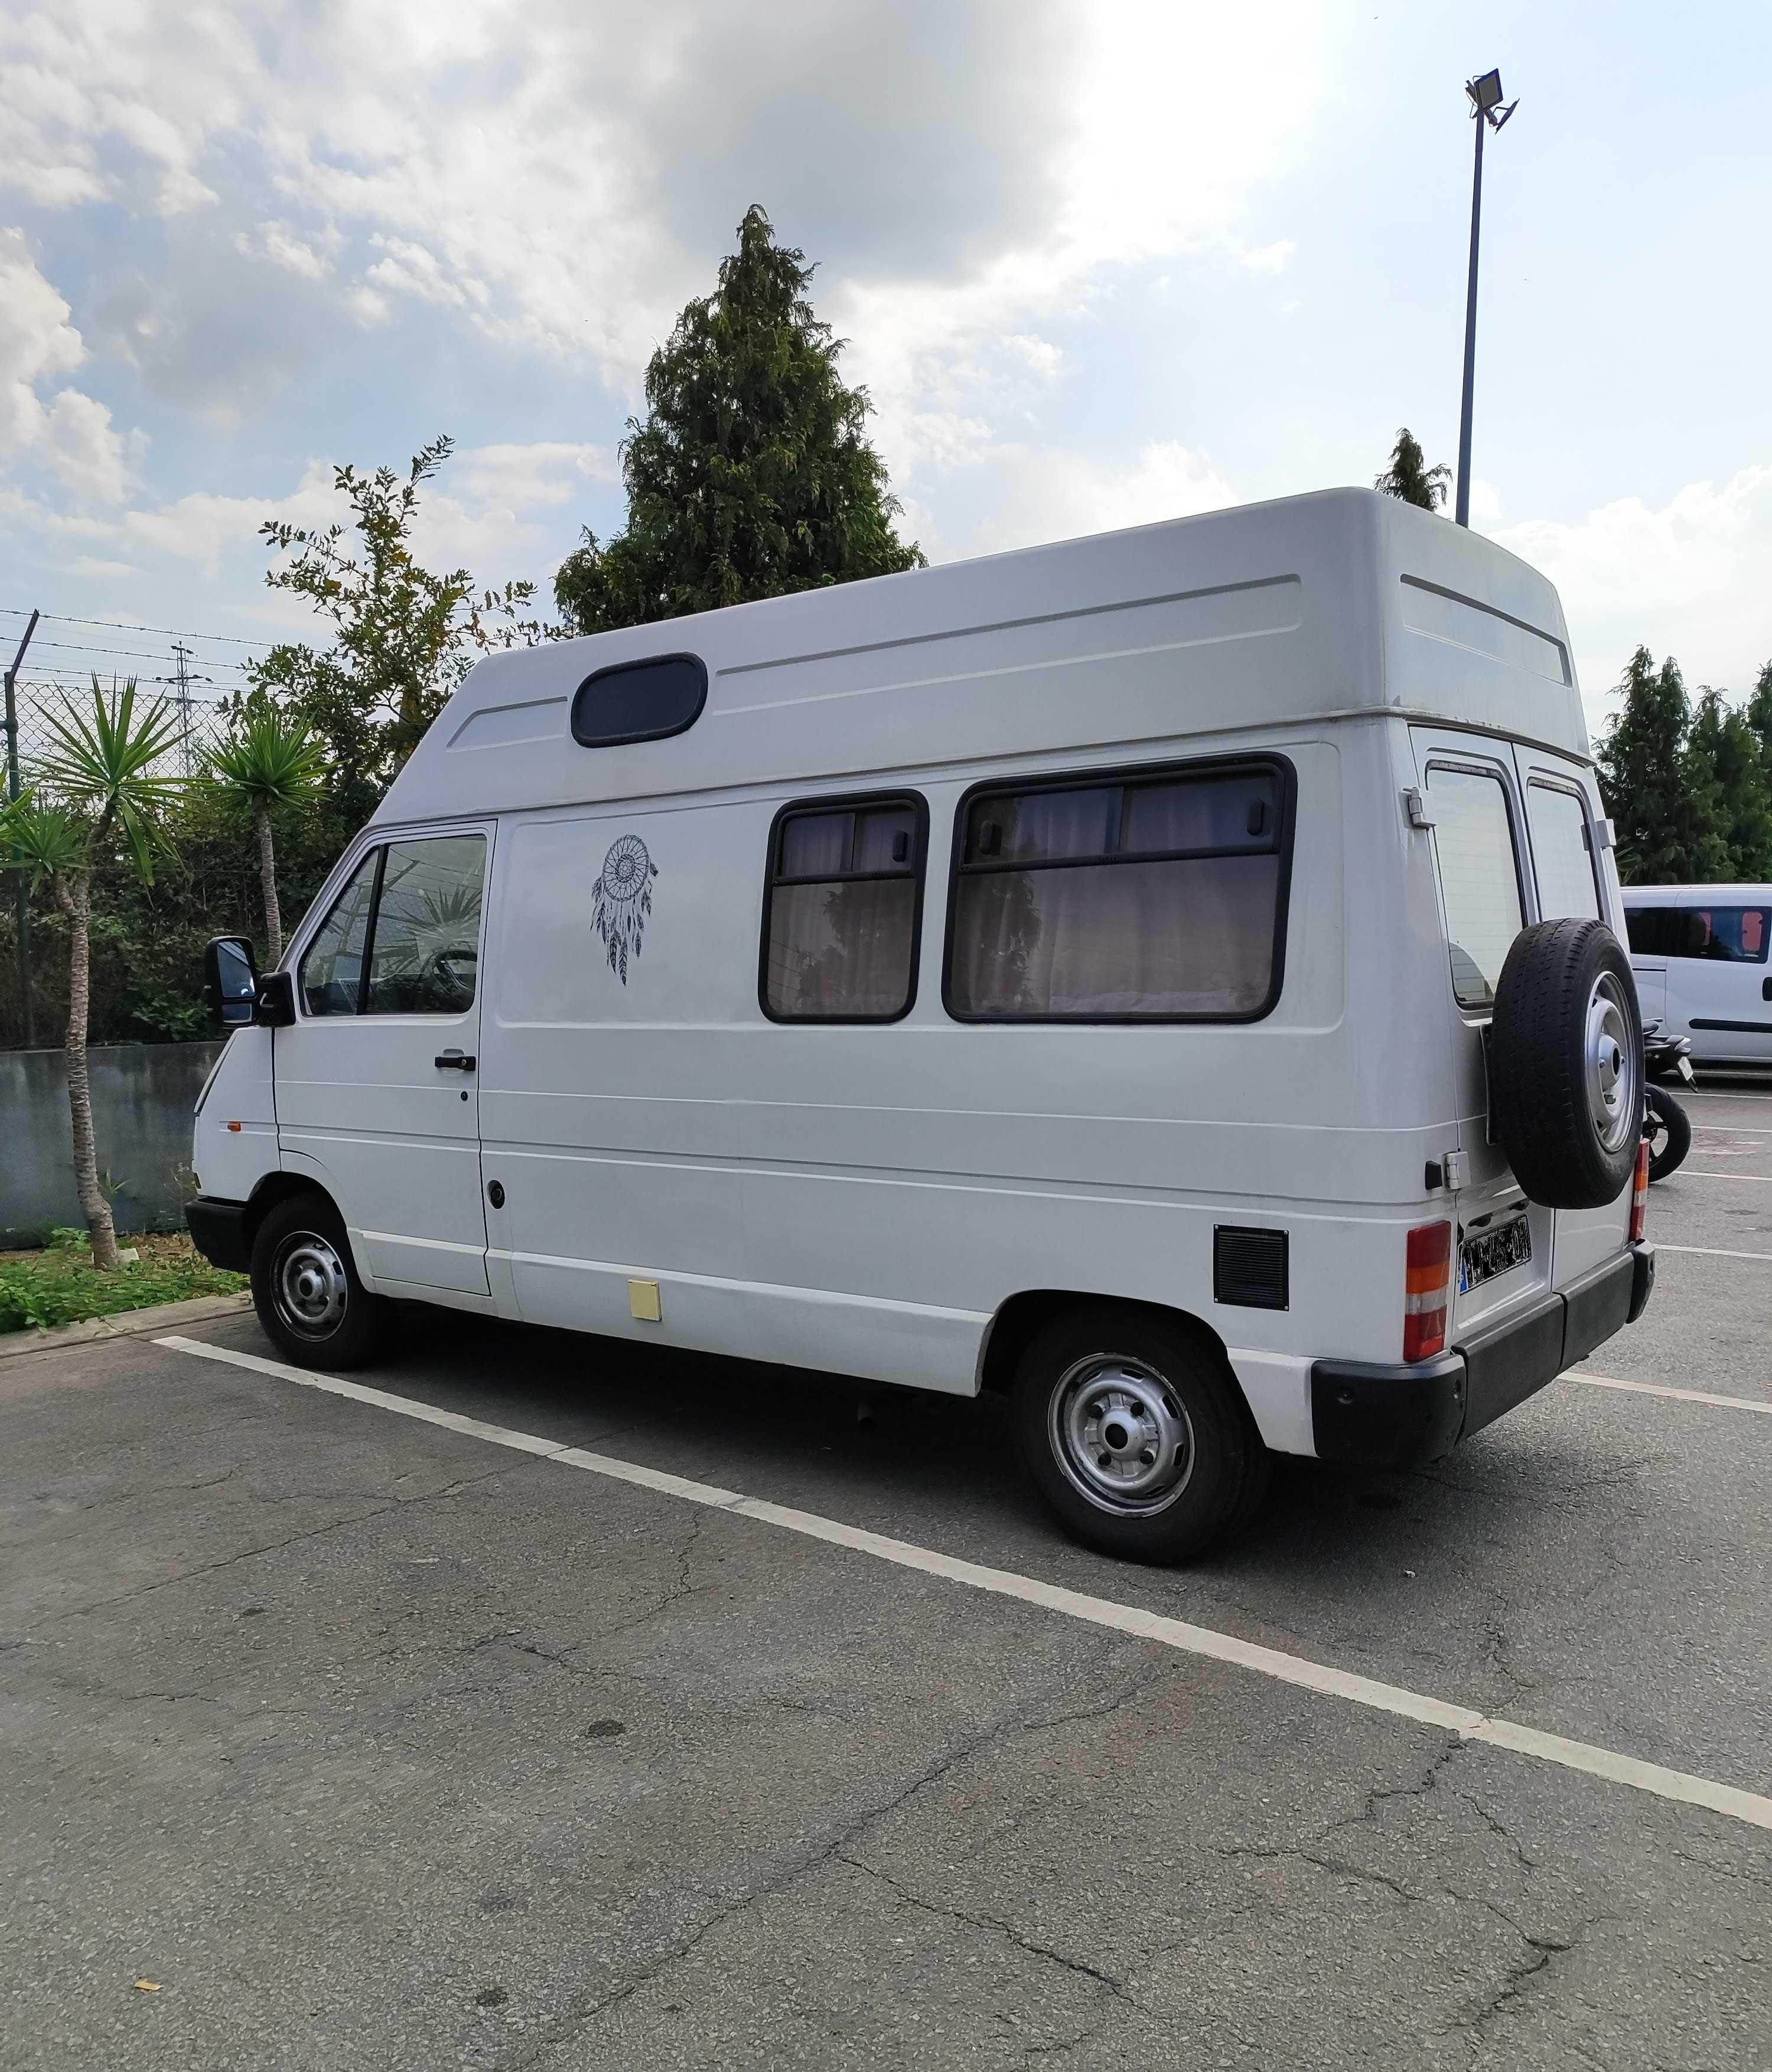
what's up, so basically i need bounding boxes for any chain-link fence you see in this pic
[6,675,234,787]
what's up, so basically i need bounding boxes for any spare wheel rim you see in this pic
[1585,972,1639,1158]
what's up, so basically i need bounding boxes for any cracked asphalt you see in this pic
[4,1075,1771,2069]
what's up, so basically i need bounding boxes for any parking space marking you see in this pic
[1690,1123,1772,1136]
[1656,1243,1772,1263]
[1672,1171,1772,1183]
[1569,1370,1772,1416]
[156,1333,1772,1835]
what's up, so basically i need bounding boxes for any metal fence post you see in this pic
[4,610,39,1048]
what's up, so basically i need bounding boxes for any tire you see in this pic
[1012,1305,1266,1564]
[1488,919,1643,1210]
[1644,1086,1691,1184]
[250,1191,387,1370]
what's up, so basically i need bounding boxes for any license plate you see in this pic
[1459,1213,1532,1293]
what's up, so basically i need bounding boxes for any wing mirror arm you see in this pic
[252,971,296,1027]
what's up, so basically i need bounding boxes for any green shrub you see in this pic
[0,1232,246,1335]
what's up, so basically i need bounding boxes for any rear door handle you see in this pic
[434,1050,477,1071]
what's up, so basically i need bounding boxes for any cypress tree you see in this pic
[1595,647,1731,883]
[1690,685,1772,880]
[1374,428,1452,512]
[556,207,923,635]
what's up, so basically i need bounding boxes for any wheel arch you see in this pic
[242,1170,337,1258]
[978,1288,1239,1398]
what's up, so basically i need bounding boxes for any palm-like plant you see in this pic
[207,707,327,963]
[2,678,183,1269]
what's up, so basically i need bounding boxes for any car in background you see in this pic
[1622,885,1772,1065]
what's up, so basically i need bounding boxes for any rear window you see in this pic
[1628,905,1770,962]
[1526,783,1601,922]
[1425,764,1524,1009]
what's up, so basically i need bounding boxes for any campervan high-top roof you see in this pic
[377,486,1585,829]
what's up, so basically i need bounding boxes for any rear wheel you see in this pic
[250,1192,387,1370]
[1013,1306,1267,1563]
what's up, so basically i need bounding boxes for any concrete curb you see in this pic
[0,1290,253,1362]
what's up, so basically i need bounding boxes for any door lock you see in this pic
[486,1180,504,1208]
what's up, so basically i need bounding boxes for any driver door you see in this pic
[275,825,493,1296]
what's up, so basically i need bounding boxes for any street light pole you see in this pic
[1455,70,1517,529]
[4,607,40,1046]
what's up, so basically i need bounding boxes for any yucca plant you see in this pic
[207,707,327,962]
[2,677,183,1269]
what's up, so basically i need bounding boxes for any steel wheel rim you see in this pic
[1585,972,1639,1157]
[274,1230,348,1339]
[1049,1354,1195,1517]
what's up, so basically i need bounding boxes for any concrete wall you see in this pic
[1,1042,222,1245]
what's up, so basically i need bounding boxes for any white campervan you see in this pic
[189,489,1654,1562]
[1621,884,1772,1066]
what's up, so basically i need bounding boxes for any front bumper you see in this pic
[1311,1242,1653,1469]
[185,1195,252,1273]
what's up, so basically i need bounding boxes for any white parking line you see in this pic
[1569,1371,1772,1416]
[1690,1123,1772,1136]
[1656,1243,1772,1263]
[1670,1171,1772,1183]
[156,1332,1772,1836]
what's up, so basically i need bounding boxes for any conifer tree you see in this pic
[1374,428,1452,512]
[556,207,923,635]
[1690,686,1772,880]
[1595,648,1731,883]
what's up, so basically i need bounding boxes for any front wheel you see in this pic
[1013,1306,1268,1564]
[1644,1087,1692,1183]
[250,1192,387,1370]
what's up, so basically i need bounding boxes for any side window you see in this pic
[298,850,380,1017]
[1425,765,1523,1010]
[761,795,924,1021]
[1686,906,1770,964]
[1624,906,1682,956]
[364,837,487,1014]
[946,762,1288,1021]
[1526,783,1601,922]
[571,655,707,748]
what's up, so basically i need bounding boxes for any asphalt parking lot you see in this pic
[5,1075,1771,2071]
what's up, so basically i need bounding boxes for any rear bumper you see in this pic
[185,1196,252,1273]
[1311,1242,1653,1468]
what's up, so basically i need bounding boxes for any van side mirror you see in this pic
[203,936,258,1028]
[253,971,297,1027]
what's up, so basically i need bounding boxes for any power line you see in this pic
[17,636,255,671]
[0,605,276,647]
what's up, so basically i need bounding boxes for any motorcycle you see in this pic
[1641,1023,1695,1183]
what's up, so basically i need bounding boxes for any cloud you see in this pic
[1495,467,1772,721]
[0,227,141,503]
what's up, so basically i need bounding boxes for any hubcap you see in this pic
[275,1231,348,1338]
[1584,972,1640,1157]
[1050,1355,1194,1517]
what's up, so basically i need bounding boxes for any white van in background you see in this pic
[188,489,1654,1562]
[1622,885,1772,1066]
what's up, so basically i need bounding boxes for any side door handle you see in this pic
[434,1049,477,1071]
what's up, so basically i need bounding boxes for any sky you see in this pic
[2,0,1768,742]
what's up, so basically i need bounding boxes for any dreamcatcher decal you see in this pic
[592,834,657,984]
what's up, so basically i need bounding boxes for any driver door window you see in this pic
[364,836,486,1014]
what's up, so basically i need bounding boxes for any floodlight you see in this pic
[1467,70,1503,115]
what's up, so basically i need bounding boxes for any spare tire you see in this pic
[1488,918,1642,1209]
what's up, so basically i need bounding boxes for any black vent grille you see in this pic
[1213,1226,1289,1310]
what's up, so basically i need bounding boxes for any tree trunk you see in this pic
[55,870,119,1271]
[258,805,282,965]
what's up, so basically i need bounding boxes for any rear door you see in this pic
[276,826,493,1295]
[1512,750,1632,1285]
[1410,731,1555,1335]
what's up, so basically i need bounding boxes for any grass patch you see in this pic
[0,1228,247,1335]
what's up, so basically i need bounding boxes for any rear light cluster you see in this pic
[1630,1137,1650,1245]
[1403,1219,1452,1362]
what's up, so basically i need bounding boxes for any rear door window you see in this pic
[1526,783,1601,922]
[1425,764,1524,1010]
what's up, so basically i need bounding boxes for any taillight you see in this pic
[1403,1220,1452,1361]
[1630,1137,1650,1244]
